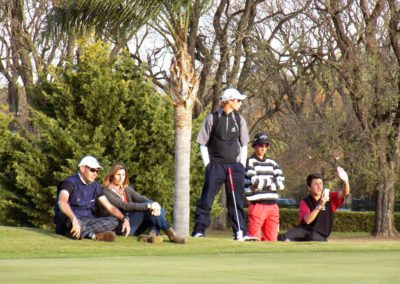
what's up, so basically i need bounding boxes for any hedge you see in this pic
[279,209,400,232]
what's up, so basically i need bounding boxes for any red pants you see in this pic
[248,203,279,241]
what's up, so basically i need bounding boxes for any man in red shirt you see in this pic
[278,167,350,241]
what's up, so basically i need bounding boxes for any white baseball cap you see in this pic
[220,88,246,102]
[78,155,103,170]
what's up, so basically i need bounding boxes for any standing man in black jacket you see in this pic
[192,88,250,240]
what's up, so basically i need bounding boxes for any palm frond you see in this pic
[47,0,164,38]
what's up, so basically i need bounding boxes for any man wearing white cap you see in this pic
[192,88,250,240]
[54,155,130,241]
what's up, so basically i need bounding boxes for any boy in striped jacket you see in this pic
[245,132,285,241]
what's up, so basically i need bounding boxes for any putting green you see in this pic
[1,251,399,283]
[1,226,399,283]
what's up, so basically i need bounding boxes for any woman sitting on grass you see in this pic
[102,164,185,244]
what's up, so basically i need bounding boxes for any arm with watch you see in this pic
[98,195,131,237]
[302,194,330,225]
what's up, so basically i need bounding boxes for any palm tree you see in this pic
[48,0,209,236]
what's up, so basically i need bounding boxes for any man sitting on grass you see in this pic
[54,156,130,241]
[278,167,350,242]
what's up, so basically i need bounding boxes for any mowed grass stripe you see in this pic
[1,252,400,283]
[1,226,400,259]
[1,226,400,283]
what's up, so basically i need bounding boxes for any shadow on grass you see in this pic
[14,226,396,241]
[19,226,68,240]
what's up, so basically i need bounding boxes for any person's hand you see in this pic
[70,217,81,239]
[150,202,161,216]
[337,166,349,182]
[121,218,130,238]
[151,202,161,210]
[319,193,330,206]
[251,177,261,191]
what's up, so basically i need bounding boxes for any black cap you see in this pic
[252,132,270,147]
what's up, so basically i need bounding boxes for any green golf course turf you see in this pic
[1,226,399,283]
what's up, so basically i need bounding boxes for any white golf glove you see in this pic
[240,145,247,167]
[200,145,210,167]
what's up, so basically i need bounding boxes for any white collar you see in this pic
[78,172,88,185]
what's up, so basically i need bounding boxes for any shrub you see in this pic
[279,209,400,232]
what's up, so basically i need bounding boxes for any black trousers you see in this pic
[278,226,328,242]
[192,162,247,237]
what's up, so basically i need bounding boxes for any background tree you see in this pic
[242,0,400,236]
[312,0,400,237]
[48,0,217,236]
[0,41,175,227]
[0,0,74,127]
[1,0,399,237]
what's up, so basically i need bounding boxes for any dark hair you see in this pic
[306,173,323,187]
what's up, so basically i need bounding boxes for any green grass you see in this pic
[1,226,399,283]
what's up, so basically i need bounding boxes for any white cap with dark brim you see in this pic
[220,88,247,102]
[78,155,103,170]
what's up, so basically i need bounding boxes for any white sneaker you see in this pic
[192,232,205,238]
[233,231,244,241]
[243,236,259,241]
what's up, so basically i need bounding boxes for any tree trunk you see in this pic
[373,150,399,237]
[374,189,397,237]
[15,85,29,128]
[211,0,229,112]
[8,82,18,115]
[170,35,199,237]
[8,0,33,122]
[173,103,193,237]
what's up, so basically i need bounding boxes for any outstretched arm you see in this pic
[98,196,130,237]
[337,167,350,200]
[58,190,81,238]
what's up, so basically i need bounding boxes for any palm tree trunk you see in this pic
[170,38,199,237]
[173,102,193,237]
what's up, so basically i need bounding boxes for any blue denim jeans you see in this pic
[126,208,170,236]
